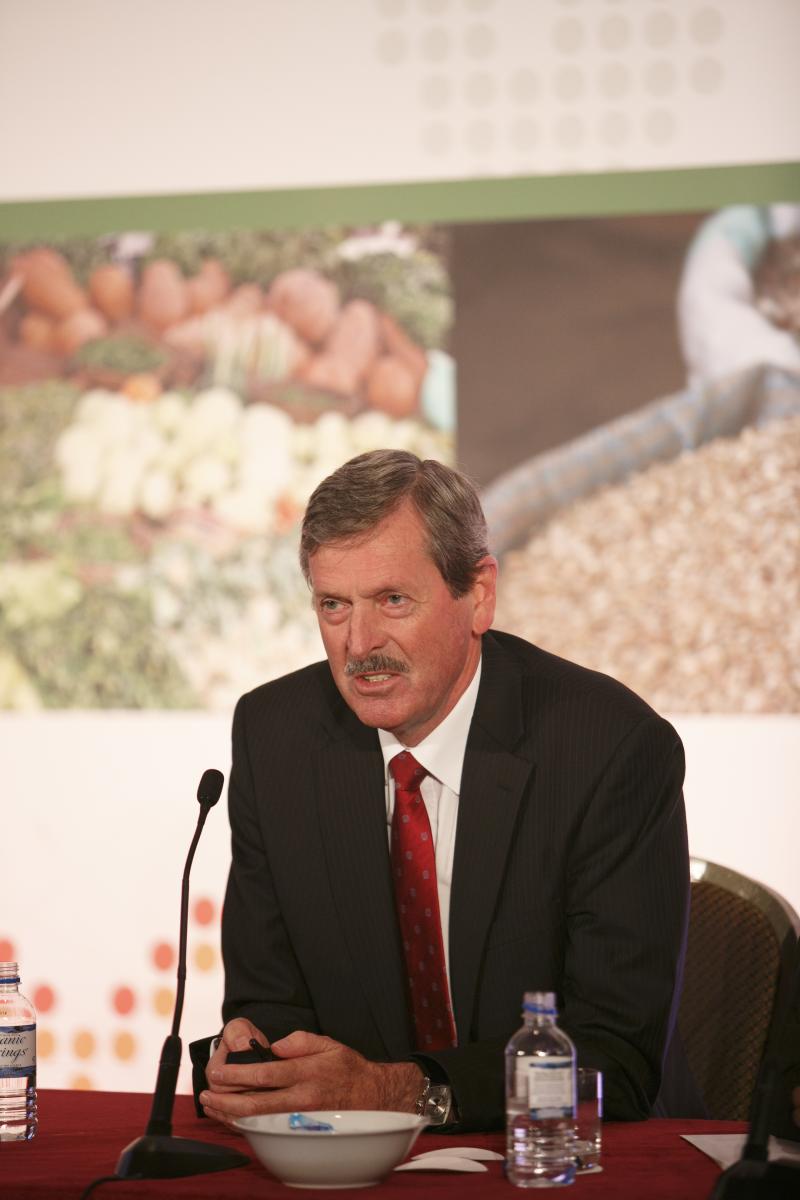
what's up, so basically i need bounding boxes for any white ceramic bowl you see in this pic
[234,1109,427,1188]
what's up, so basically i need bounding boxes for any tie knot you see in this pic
[389,751,426,793]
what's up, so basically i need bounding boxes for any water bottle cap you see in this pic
[523,990,557,1014]
[0,960,20,984]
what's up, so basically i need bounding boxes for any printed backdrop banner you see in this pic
[2,197,799,1093]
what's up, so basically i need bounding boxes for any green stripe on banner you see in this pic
[1,161,799,238]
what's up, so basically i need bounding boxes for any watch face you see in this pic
[425,1085,452,1125]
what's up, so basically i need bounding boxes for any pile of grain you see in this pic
[494,415,800,712]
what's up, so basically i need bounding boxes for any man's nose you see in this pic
[346,604,385,660]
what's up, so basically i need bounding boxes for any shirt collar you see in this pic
[378,657,482,795]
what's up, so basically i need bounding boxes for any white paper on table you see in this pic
[412,1147,504,1161]
[395,1157,488,1173]
[682,1134,800,1169]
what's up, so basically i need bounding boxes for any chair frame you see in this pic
[682,857,800,1121]
[690,857,800,947]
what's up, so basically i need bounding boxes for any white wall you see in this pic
[0,0,798,201]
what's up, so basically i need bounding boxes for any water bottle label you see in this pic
[517,1056,574,1119]
[0,1023,36,1077]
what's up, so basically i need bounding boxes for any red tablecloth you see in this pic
[4,1090,745,1199]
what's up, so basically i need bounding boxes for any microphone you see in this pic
[709,1042,800,1198]
[114,769,249,1180]
[197,768,224,805]
[709,931,800,1199]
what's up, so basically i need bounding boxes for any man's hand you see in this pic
[200,1029,423,1127]
[206,1017,268,1094]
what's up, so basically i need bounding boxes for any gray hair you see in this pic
[299,449,489,598]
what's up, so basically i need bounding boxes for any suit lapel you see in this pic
[449,633,535,1040]
[313,691,412,1059]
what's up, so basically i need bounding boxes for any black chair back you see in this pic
[679,859,799,1121]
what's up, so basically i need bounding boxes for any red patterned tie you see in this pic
[390,751,457,1052]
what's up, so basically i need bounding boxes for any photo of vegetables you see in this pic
[0,225,455,709]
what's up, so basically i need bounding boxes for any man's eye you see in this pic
[320,599,342,613]
[385,594,406,606]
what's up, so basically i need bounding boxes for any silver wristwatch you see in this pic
[414,1075,455,1125]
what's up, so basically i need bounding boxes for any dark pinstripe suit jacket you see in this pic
[216,628,689,1129]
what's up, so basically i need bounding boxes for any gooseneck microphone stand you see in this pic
[114,768,249,1180]
[709,1056,800,1199]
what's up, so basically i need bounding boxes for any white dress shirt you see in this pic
[378,659,482,992]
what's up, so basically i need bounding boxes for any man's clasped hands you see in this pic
[199,1017,424,1126]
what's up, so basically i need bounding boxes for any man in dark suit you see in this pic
[196,449,689,1131]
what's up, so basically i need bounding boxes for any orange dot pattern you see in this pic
[194,943,217,972]
[113,1031,137,1061]
[193,897,216,926]
[73,1030,95,1059]
[33,984,55,1013]
[5,923,226,1084]
[153,942,175,971]
[153,987,174,1017]
[113,986,135,1015]
[38,1029,56,1058]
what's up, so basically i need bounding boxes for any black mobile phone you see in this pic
[226,1039,275,1065]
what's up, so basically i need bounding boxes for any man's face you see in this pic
[308,500,497,747]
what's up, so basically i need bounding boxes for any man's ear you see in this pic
[470,556,498,635]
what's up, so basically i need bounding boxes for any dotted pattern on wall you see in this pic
[373,0,726,173]
[2,895,223,1092]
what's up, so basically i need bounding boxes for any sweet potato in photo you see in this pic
[301,352,360,396]
[324,300,381,384]
[366,355,419,417]
[138,259,189,332]
[13,247,88,320]
[380,312,428,386]
[19,312,57,353]
[89,263,135,322]
[186,258,232,314]
[54,308,108,355]
[268,267,340,344]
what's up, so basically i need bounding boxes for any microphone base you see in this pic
[116,1133,250,1179]
[710,1157,800,1199]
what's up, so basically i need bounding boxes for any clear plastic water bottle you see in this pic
[505,991,576,1187]
[0,961,38,1141]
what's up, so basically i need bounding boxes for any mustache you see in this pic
[345,654,409,677]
